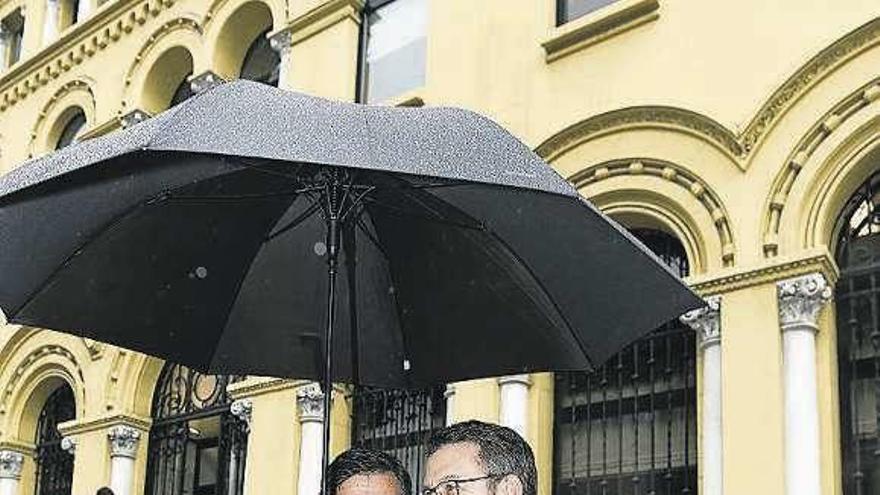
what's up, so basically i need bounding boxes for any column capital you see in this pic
[681,296,721,348]
[0,451,23,480]
[498,374,531,387]
[230,398,253,426]
[60,436,76,455]
[268,28,292,55]
[443,384,455,399]
[108,425,141,459]
[119,109,150,129]
[189,70,224,94]
[296,382,325,423]
[777,273,832,331]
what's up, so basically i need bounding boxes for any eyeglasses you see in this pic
[422,475,507,495]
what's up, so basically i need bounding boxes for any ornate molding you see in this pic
[0,0,180,113]
[680,296,721,348]
[27,78,94,155]
[227,377,298,400]
[687,247,838,296]
[289,0,363,47]
[777,273,832,330]
[761,78,880,257]
[230,398,252,426]
[108,425,141,458]
[60,436,76,455]
[0,344,84,417]
[122,17,203,93]
[57,413,151,437]
[0,450,24,480]
[742,17,880,154]
[570,158,736,266]
[536,106,744,164]
[296,382,325,423]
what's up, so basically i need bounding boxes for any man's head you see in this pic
[424,420,536,495]
[328,447,412,495]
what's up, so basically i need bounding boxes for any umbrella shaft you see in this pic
[321,202,341,495]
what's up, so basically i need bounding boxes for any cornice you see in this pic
[57,413,151,436]
[227,376,300,399]
[0,440,34,456]
[0,0,178,113]
[288,0,363,47]
[78,115,122,139]
[687,247,839,296]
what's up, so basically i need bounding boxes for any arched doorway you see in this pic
[34,385,75,495]
[834,168,880,494]
[239,29,279,86]
[144,363,247,495]
[553,228,697,495]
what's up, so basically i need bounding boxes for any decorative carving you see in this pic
[777,273,832,330]
[122,16,202,93]
[296,382,324,422]
[0,344,84,417]
[497,374,531,387]
[680,296,721,348]
[230,398,252,426]
[60,436,76,455]
[269,29,292,56]
[536,106,744,164]
[108,425,141,458]
[0,450,24,480]
[569,157,736,266]
[120,109,149,128]
[189,70,223,94]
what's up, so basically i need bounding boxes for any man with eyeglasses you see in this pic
[423,420,536,495]
[328,447,413,495]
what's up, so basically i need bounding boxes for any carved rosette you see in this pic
[296,382,325,423]
[680,296,722,349]
[777,273,832,330]
[108,425,141,459]
[269,29,292,57]
[230,398,253,426]
[0,450,24,480]
[60,436,77,455]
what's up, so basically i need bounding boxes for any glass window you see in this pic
[240,29,280,86]
[557,0,619,25]
[2,9,25,67]
[35,385,75,495]
[364,0,427,103]
[55,110,86,150]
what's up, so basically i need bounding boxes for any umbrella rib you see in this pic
[361,196,485,231]
[264,197,323,242]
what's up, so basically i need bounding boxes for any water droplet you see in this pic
[314,242,327,256]
[403,359,411,371]
[195,266,208,279]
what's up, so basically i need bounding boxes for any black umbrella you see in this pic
[0,80,701,491]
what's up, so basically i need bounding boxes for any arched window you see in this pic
[54,110,86,150]
[834,169,880,494]
[239,29,279,86]
[351,386,446,494]
[145,363,247,495]
[553,228,697,495]
[34,385,75,495]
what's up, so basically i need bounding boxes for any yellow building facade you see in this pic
[0,0,880,494]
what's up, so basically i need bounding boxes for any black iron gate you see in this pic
[145,364,247,495]
[34,385,75,495]
[554,229,697,495]
[351,386,446,492]
[835,169,880,495]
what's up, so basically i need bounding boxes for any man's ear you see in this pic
[494,475,524,495]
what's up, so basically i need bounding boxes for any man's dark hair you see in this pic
[427,420,536,495]
[96,488,115,495]
[327,447,412,495]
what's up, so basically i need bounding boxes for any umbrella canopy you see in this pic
[0,80,701,389]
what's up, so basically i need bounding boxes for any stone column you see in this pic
[297,383,325,495]
[190,70,224,94]
[777,273,831,495]
[42,0,60,46]
[498,375,530,437]
[681,296,722,495]
[229,398,252,495]
[75,0,91,24]
[444,384,455,426]
[0,451,23,495]
[269,29,292,88]
[108,425,141,495]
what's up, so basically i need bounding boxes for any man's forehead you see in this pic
[337,472,401,495]
[424,442,485,483]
